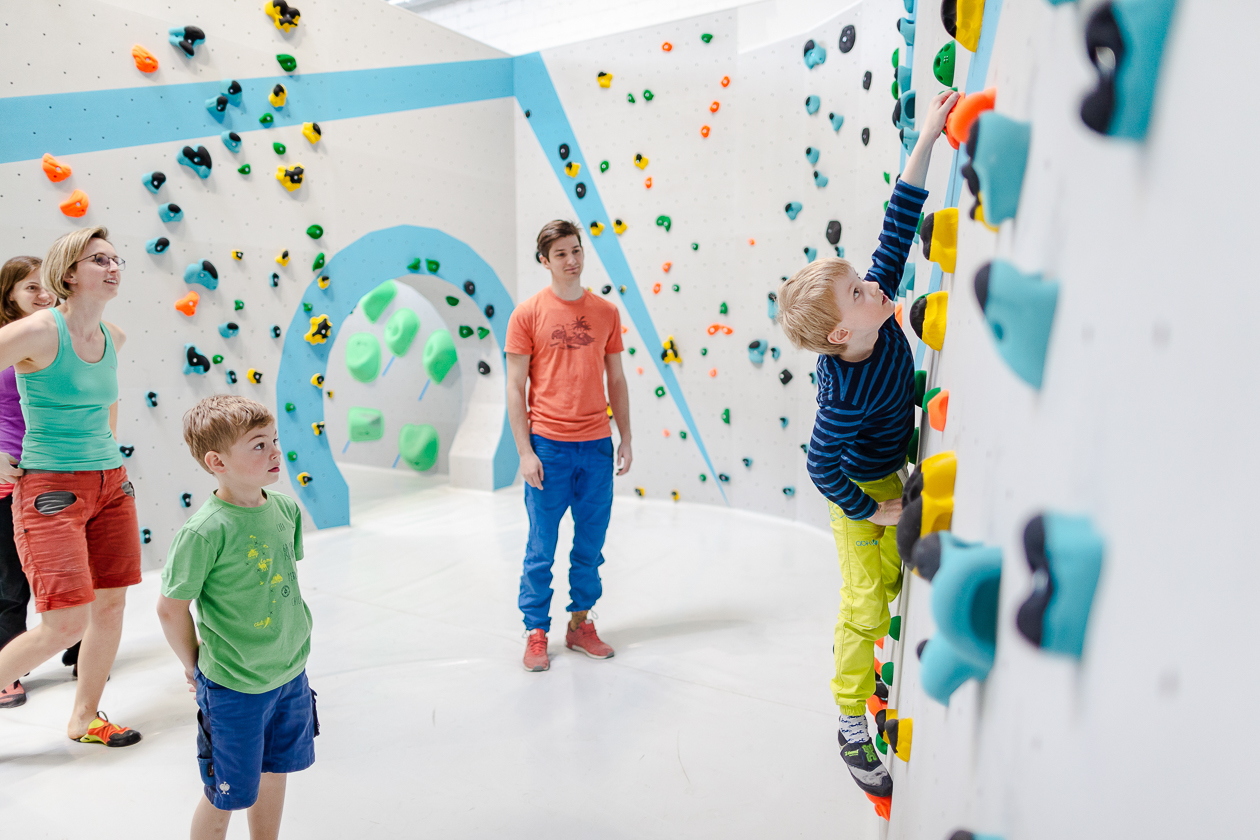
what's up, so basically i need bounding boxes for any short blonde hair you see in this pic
[776,257,855,355]
[43,226,109,300]
[183,395,275,473]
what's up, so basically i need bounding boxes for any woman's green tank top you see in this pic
[16,309,122,471]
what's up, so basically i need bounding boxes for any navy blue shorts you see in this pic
[194,668,318,810]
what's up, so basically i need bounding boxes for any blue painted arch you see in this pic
[278,225,518,528]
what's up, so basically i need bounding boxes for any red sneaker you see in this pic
[566,619,614,659]
[523,629,550,672]
[0,680,26,709]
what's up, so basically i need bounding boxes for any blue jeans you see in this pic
[520,434,614,632]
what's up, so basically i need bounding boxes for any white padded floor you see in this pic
[0,467,876,838]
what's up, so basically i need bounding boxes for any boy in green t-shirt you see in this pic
[156,395,316,840]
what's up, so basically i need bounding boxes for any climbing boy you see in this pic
[156,395,317,840]
[777,90,958,800]
[506,220,632,672]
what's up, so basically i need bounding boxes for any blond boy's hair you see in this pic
[43,226,109,300]
[776,257,855,355]
[183,395,275,473]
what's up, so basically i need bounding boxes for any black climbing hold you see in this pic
[524,110,531,118]
[270,272,280,288]
[463,280,476,295]
[892,99,902,128]
[180,144,212,171]
[477,360,491,376]
[148,171,167,191]
[271,325,282,338]
[146,391,158,407]
[803,39,816,56]
[1080,4,1122,135]
[559,143,570,160]
[186,345,211,374]
[916,639,929,660]
[825,220,842,245]
[601,284,612,295]
[1015,515,1053,646]
[172,25,205,57]
[575,182,586,198]
[778,369,793,385]
[142,528,152,544]
[941,0,960,39]
[861,127,870,145]
[181,492,193,507]
[973,262,991,310]
[225,79,242,97]
[151,237,170,254]
[910,531,943,581]
[862,71,872,90]
[119,445,135,457]
[838,25,856,53]
[227,370,238,384]
[718,473,729,482]
[210,95,228,113]
[484,304,495,318]
[909,294,928,340]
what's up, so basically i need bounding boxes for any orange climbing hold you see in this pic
[866,693,887,716]
[708,368,717,377]
[895,301,904,327]
[721,76,730,87]
[710,101,720,113]
[663,429,671,437]
[59,189,89,217]
[866,794,892,821]
[42,153,72,182]
[645,177,652,189]
[621,325,629,334]
[636,366,644,375]
[875,637,885,650]
[945,88,997,150]
[662,42,673,51]
[700,125,711,137]
[927,389,950,431]
[175,291,200,316]
[131,44,158,73]
[662,262,671,273]
[652,282,662,294]
[706,323,733,336]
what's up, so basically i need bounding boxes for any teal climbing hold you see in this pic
[785,202,802,220]
[1080,0,1177,140]
[384,308,420,356]
[345,332,382,383]
[358,280,397,323]
[967,111,1032,225]
[805,147,820,166]
[422,329,458,383]
[974,261,1058,389]
[398,424,440,471]
[805,95,820,114]
[347,407,385,442]
[1015,513,1104,659]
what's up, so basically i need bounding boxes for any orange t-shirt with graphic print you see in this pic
[505,287,624,442]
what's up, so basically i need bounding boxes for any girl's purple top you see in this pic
[0,367,25,461]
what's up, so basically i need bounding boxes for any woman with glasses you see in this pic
[0,227,142,746]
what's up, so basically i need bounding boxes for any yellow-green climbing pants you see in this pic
[829,472,904,715]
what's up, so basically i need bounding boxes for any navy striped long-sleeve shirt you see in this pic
[807,180,929,520]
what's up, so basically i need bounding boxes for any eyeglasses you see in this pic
[77,254,125,271]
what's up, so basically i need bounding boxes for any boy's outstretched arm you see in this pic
[156,595,199,692]
[901,90,959,189]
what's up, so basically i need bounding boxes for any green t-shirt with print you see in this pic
[161,490,312,694]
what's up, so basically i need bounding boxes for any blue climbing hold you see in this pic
[145,237,170,255]
[142,171,166,194]
[217,321,240,339]
[159,203,183,222]
[779,417,789,429]
[804,45,827,68]
[1081,0,1177,140]
[897,65,912,92]
[974,260,1058,389]
[1016,513,1104,659]
[967,111,1032,225]
[748,339,767,364]
[902,0,914,11]
[767,293,779,320]
[183,260,219,290]
[829,112,845,132]
[898,262,915,298]
[784,201,803,220]
[177,145,212,179]
[804,247,818,261]
[894,90,916,130]
[221,78,242,107]
[771,346,781,361]
[205,95,228,120]
[221,130,242,152]
[916,533,1003,705]
[897,18,915,45]
[182,344,212,375]
[805,95,820,115]
[805,147,820,166]
[813,171,828,188]
[168,25,205,57]
[900,128,919,154]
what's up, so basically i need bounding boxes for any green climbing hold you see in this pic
[671,284,680,292]
[276,53,297,72]
[425,259,440,273]
[934,41,956,87]
[600,160,609,173]
[407,258,422,271]
[212,354,224,364]
[892,48,899,68]
[884,172,891,183]
[700,348,707,356]
[700,473,708,481]
[359,280,397,323]
[680,430,687,440]
[459,325,474,338]
[892,80,900,99]
[701,33,713,43]
[721,408,730,424]
[654,386,665,397]
[627,347,636,355]
[306,224,324,239]
[445,296,459,307]
[907,427,920,464]
[881,660,894,684]
[719,302,728,314]
[384,308,420,357]
[643,90,654,101]
[691,243,699,251]
[923,386,941,412]
[259,113,274,126]
[875,734,888,755]
[627,93,636,104]
[285,402,295,413]
[422,329,458,383]
[234,300,244,311]
[398,424,440,472]
[889,615,902,641]
[238,163,251,174]
[286,451,297,461]
[476,326,490,339]
[273,142,286,155]
[916,213,924,235]
[302,302,313,313]
[655,215,671,232]
[348,407,385,442]
[345,332,382,383]
[312,253,325,271]
[914,370,927,405]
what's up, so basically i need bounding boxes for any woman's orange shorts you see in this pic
[13,466,142,612]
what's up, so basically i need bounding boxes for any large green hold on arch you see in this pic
[398,423,439,471]
[384,308,420,356]
[347,406,384,441]
[359,280,397,323]
[345,332,381,382]
[422,329,458,383]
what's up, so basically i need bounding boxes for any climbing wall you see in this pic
[517,0,908,525]
[0,0,518,562]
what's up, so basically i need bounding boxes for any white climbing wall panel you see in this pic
[0,0,517,566]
